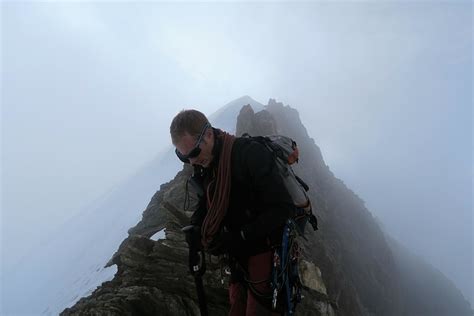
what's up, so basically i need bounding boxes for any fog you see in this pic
[2,1,472,308]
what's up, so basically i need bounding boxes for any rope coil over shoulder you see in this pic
[201,131,236,248]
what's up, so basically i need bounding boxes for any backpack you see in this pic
[242,134,318,234]
[242,133,318,315]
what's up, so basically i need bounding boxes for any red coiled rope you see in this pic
[201,131,235,248]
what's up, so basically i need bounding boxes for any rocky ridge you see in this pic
[62,99,473,316]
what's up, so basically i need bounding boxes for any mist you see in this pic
[2,1,472,309]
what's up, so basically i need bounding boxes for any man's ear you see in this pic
[204,128,213,141]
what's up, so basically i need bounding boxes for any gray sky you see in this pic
[2,1,472,306]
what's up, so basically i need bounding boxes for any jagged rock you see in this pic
[299,259,327,295]
[236,105,277,137]
[62,169,230,316]
[235,104,255,136]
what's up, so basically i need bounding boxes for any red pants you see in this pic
[228,251,281,316]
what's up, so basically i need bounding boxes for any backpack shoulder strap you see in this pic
[240,133,297,164]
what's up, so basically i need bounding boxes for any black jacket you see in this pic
[189,129,295,258]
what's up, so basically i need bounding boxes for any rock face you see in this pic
[62,100,473,316]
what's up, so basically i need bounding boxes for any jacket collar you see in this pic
[209,127,223,170]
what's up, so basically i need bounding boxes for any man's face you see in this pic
[175,128,214,168]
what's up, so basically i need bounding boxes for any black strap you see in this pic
[294,175,309,192]
[182,226,208,315]
[194,273,208,316]
[309,213,318,231]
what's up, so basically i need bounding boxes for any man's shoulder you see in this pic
[233,136,268,155]
[231,136,275,173]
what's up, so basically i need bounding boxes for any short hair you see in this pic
[170,109,210,145]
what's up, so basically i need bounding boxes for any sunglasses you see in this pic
[175,122,211,163]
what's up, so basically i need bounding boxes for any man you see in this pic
[170,109,294,315]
